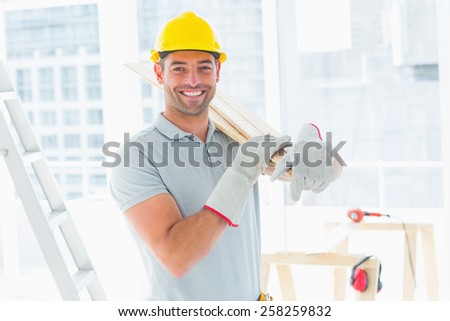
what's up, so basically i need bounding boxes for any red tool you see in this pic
[347,208,390,223]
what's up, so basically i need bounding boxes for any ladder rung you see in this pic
[47,210,70,229]
[0,91,17,101]
[22,151,43,164]
[72,269,95,292]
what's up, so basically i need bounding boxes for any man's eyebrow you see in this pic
[198,60,214,65]
[169,61,187,66]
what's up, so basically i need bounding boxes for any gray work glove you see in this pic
[205,134,291,227]
[270,124,342,201]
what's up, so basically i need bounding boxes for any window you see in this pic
[67,192,83,200]
[87,134,104,148]
[89,174,106,186]
[64,134,81,148]
[142,80,152,98]
[61,66,77,82]
[27,111,34,125]
[88,155,105,161]
[38,68,54,101]
[143,107,153,124]
[41,135,58,149]
[86,109,103,124]
[66,174,82,185]
[61,66,78,101]
[85,65,102,100]
[277,0,443,208]
[86,87,102,100]
[16,69,32,102]
[40,111,56,126]
[63,110,80,125]
[65,156,82,161]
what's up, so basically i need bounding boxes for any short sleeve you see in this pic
[109,144,168,213]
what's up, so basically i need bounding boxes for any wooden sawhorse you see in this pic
[326,222,439,300]
[261,252,381,301]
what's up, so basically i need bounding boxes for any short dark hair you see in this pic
[157,51,219,72]
[158,55,168,71]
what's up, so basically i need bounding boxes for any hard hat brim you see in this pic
[150,50,226,63]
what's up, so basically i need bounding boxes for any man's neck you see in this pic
[163,108,209,143]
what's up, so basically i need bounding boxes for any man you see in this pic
[110,12,340,300]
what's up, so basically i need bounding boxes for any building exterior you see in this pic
[5,4,106,199]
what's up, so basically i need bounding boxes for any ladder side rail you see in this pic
[0,109,80,300]
[31,159,67,211]
[0,61,14,93]
[4,99,40,152]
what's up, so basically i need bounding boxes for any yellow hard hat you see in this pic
[150,11,227,63]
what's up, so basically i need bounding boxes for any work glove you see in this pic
[205,134,291,227]
[270,123,342,201]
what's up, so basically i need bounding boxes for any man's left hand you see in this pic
[270,123,342,201]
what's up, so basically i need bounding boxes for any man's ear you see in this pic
[154,63,164,85]
[215,61,221,83]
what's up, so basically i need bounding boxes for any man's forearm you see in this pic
[159,209,227,278]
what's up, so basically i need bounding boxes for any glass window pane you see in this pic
[16,69,32,102]
[61,66,78,101]
[41,135,58,149]
[63,110,80,125]
[89,174,106,186]
[40,111,56,126]
[88,134,104,148]
[66,174,82,185]
[142,81,152,98]
[87,109,103,124]
[64,134,81,148]
[143,107,153,124]
[85,65,102,100]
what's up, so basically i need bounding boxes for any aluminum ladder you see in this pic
[0,60,106,300]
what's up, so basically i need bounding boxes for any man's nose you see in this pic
[185,71,201,87]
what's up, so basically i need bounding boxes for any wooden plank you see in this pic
[333,237,349,300]
[403,230,417,300]
[421,226,439,300]
[325,222,422,232]
[324,224,348,300]
[261,252,374,268]
[209,108,248,143]
[276,265,296,300]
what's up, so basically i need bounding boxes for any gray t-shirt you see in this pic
[109,113,261,300]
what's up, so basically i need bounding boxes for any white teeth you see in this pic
[182,91,202,97]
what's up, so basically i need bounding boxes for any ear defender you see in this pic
[349,256,383,293]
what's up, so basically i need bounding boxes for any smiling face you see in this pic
[154,51,221,117]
